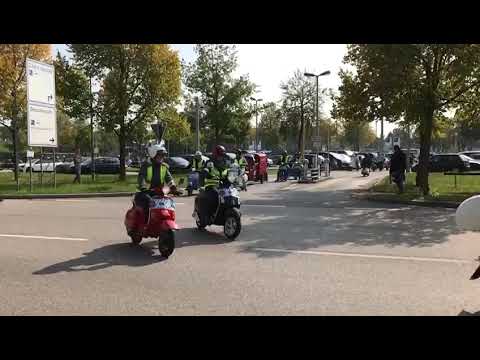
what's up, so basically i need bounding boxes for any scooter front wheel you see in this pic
[159,229,175,258]
[130,233,142,245]
[224,208,241,240]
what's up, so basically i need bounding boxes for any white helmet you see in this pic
[456,195,480,231]
[147,143,167,159]
[195,151,202,156]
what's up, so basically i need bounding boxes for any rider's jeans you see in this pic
[134,191,154,223]
[199,187,219,223]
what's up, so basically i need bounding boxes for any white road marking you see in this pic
[252,248,473,264]
[243,204,286,208]
[0,234,88,242]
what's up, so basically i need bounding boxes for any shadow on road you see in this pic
[236,185,464,258]
[175,228,231,248]
[33,242,165,275]
[33,228,229,275]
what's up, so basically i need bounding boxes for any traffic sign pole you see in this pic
[53,149,56,189]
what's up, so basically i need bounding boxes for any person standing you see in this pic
[389,145,407,194]
[73,147,82,184]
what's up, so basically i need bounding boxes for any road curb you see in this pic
[351,193,460,209]
[0,192,135,200]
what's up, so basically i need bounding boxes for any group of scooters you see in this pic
[360,158,389,177]
[124,164,243,259]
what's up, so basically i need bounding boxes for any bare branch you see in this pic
[439,80,480,108]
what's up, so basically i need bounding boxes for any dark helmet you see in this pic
[282,150,287,156]
[236,148,242,156]
[213,145,226,159]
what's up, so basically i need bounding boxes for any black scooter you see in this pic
[193,169,242,240]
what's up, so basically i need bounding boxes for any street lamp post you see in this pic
[250,97,263,151]
[195,97,203,152]
[89,76,95,182]
[304,70,331,175]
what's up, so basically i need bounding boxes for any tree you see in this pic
[336,45,480,195]
[54,52,92,153]
[337,120,376,150]
[70,44,182,180]
[0,44,51,181]
[259,102,282,150]
[183,44,255,149]
[279,70,316,153]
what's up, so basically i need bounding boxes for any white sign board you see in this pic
[313,141,322,149]
[27,103,57,147]
[26,58,56,106]
[26,58,57,147]
[26,150,34,158]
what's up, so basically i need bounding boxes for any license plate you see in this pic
[152,198,175,209]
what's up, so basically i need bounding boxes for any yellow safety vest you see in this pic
[235,157,247,167]
[146,164,168,185]
[193,158,204,170]
[204,167,228,189]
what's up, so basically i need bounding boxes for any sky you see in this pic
[53,44,396,137]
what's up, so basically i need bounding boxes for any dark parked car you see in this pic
[412,154,472,172]
[79,157,120,174]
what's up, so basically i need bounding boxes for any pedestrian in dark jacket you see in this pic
[389,145,407,193]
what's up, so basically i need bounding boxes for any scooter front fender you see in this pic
[159,220,180,232]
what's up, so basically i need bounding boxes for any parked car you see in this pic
[79,157,120,174]
[178,154,209,167]
[166,157,190,174]
[461,155,480,170]
[460,151,480,160]
[304,154,325,169]
[24,158,62,172]
[334,150,355,157]
[0,156,15,170]
[321,152,354,170]
[412,154,472,172]
[56,156,90,174]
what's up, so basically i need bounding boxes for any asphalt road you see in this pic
[1,169,480,315]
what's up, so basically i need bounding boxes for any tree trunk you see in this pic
[416,106,434,196]
[119,124,126,181]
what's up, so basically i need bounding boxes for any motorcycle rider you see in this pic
[191,151,205,171]
[361,153,373,171]
[197,145,230,226]
[191,151,205,187]
[234,149,248,191]
[136,144,178,225]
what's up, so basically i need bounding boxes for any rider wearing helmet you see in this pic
[198,145,229,225]
[191,150,206,187]
[192,151,205,171]
[135,143,177,225]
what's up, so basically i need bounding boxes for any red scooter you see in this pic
[124,187,179,258]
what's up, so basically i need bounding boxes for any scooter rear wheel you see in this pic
[196,217,206,231]
[159,230,175,258]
